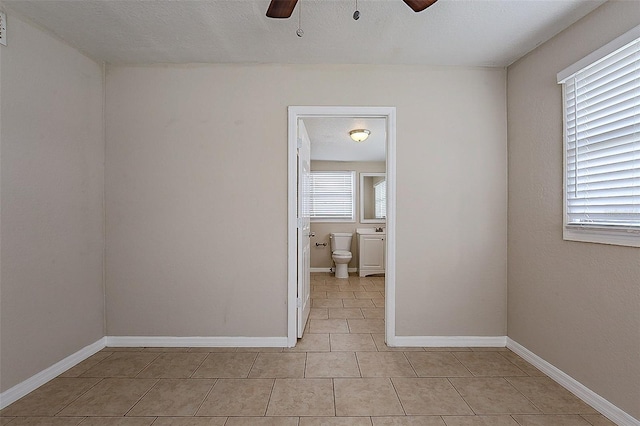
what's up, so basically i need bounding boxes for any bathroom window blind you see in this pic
[374,180,386,219]
[309,171,355,221]
[559,36,640,233]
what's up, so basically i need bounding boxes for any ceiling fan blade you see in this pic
[266,0,299,18]
[403,0,438,12]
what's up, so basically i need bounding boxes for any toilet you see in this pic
[330,232,353,279]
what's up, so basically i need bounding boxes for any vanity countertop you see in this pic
[356,228,386,235]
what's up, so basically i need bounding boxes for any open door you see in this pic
[297,119,312,338]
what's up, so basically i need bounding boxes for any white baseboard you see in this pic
[105,336,289,348]
[507,338,639,426]
[0,337,106,410]
[392,335,507,347]
[310,267,357,273]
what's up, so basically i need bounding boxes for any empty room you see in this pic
[0,0,638,425]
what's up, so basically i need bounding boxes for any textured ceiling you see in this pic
[3,0,606,66]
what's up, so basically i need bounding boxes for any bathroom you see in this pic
[303,117,387,278]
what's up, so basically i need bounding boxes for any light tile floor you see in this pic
[0,274,617,425]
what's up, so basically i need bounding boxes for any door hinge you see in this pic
[297,138,303,149]
[296,298,302,308]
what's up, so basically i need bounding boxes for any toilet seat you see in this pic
[332,250,351,257]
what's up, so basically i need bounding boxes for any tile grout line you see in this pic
[446,377,478,416]
[388,376,408,416]
[123,378,160,417]
[192,378,217,417]
[189,352,211,378]
[52,377,106,417]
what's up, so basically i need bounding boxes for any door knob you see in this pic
[309,232,316,237]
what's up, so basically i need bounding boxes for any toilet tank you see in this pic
[330,232,353,252]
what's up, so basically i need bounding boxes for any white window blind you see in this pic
[309,171,355,221]
[374,180,386,219]
[559,37,640,232]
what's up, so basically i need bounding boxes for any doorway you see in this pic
[287,106,397,347]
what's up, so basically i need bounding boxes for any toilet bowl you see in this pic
[330,233,353,279]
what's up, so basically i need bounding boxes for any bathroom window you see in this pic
[374,180,386,219]
[308,171,356,222]
[557,25,640,247]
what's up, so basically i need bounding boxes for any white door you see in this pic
[297,119,312,338]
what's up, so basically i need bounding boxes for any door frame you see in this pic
[287,106,397,347]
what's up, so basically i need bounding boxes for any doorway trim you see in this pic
[287,106,397,347]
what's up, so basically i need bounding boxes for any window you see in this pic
[309,171,356,221]
[374,180,386,219]
[558,25,640,247]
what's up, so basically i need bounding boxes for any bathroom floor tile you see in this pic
[372,299,385,307]
[305,352,360,377]
[506,377,599,414]
[136,352,207,378]
[338,284,367,292]
[309,319,350,333]
[334,378,404,416]
[191,352,257,378]
[330,333,378,351]
[405,352,472,377]
[342,299,376,308]
[127,378,214,416]
[361,308,385,319]
[266,379,335,417]
[0,377,101,416]
[354,291,385,299]
[329,308,365,319]
[196,378,274,416]
[356,352,416,377]
[348,319,385,333]
[310,308,329,319]
[449,377,540,414]
[248,353,306,378]
[391,378,474,416]
[58,378,158,416]
[326,291,356,299]
[312,299,344,308]
[452,352,527,377]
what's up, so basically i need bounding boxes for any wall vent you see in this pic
[0,12,6,46]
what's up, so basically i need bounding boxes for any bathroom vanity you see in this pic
[357,228,385,277]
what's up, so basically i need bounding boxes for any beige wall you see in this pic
[310,160,385,269]
[507,1,640,419]
[105,63,507,338]
[0,14,105,392]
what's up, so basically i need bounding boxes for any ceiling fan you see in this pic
[266,0,438,18]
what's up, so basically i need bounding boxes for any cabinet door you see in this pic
[361,235,385,269]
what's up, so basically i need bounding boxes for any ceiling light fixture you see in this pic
[349,129,370,142]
